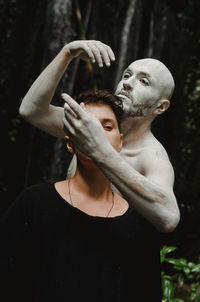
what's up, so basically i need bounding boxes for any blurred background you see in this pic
[0,0,200,298]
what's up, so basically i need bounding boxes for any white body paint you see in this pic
[19,40,180,232]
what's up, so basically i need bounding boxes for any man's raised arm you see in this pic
[19,40,115,137]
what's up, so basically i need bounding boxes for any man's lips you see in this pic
[116,91,131,99]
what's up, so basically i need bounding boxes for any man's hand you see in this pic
[64,40,115,68]
[62,93,111,157]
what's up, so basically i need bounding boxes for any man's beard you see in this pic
[115,91,156,117]
[122,101,155,117]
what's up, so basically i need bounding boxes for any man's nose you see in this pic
[123,82,132,90]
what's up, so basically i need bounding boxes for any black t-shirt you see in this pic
[0,182,163,301]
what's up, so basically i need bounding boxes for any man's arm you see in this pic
[62,95,180,233]
[95,148,180,233]
[19,40,115,137]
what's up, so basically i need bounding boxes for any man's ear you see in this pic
[65,136,74,154]
[153,100,170,115]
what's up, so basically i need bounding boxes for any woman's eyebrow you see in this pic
[100,118,115,123]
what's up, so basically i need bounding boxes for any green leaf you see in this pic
[165,258,187,267]
[160,246,177,263]
[163,246,177,254]
[183,267,191,275]
[188,262,195,268]
[162,278,175,299]
[174,265,184,271]
[191,264,200,272]
[178,258,188,265]
[165,259,181,265]
[190,292,197,300]
[163,274,173,280]
[178,273,185,287]
[161,254,165,263]
[190,283,197,292]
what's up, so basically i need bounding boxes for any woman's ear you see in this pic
[153,100,170,115]
[65,136,74,154]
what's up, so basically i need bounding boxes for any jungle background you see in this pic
[0,0,200,299]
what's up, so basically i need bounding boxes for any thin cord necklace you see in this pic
[68,179,115,217]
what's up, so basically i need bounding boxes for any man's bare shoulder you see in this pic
[120,136,174,176]
[140,139,172,165]
[141,141,169,160]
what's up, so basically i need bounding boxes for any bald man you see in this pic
[19,40,180,232]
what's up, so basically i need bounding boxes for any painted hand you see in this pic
[64,40,115,68]
[62,93,110,157]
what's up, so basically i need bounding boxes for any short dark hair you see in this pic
[75,89,123,130]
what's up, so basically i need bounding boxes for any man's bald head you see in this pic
[131,58,175,101]
[115,58,175,117]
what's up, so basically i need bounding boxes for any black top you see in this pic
[0,182,163,301]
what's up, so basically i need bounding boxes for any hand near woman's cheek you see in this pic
[62,93,109,157]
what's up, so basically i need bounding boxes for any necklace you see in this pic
[68,179,115,217]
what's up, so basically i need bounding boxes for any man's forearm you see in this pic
[90,144,179,232]
[19,47,72,120]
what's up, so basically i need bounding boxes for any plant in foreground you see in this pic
[161,245,200,302]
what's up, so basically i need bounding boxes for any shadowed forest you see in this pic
[0,0,200,300]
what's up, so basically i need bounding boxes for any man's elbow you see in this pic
[161,210,180,233]
[19,105,26,118]
[19,99,38,122]
[19,100,29,119]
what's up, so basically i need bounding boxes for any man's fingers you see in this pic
[63,116,76,136]
[61,93,84,118]
[102,43,115,62]
[87,40,115,68]
[93,42,111,67]
[64,102,77,119]
[82,46,96,63]
[64,102,82,129]
[93,41,115,66]
[68,40,115,67]
[80,102,87,111]
[88,42,104,67]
